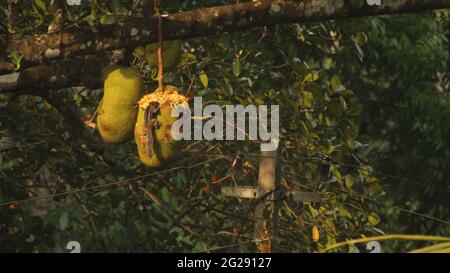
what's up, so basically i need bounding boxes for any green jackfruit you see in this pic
[145,40,182,71]
[97,67,144,144]
[100,64,121,82]
[135,85,188,167]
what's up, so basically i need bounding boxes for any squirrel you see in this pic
[143,101,161,158]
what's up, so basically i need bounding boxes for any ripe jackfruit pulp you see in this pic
[144,40,182,71]
[135,85,188,167]
[97,67,144,144]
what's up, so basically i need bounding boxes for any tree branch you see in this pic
[1,0,449,73]
[0,0,449,93]
[0,50,124,93]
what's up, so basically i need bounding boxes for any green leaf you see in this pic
[151,67,158,81]
[300,91,314,108]
[368,183,384,197]
[322,57,333,70]
[34,0,46,12]
[336,89,354,97]
[199,70,208,88]
[161,187,171,203]
[73,93,82,106]
[86,14,96,27]
[8,51,24,71]
[345,136,355,149]
[308,205,319,218]
[331,165,343,185]
[354,42,364,61]
[325,116,331,127]
[59,212,69,231]
[300,121,310,134]
[100,13,117,25]
[355,32,368,46]
[345,175,354,189]
[182,52,197,63]
[304,71,319,82]
[368,212,380,226]
[330,75,343,91]
[339,207,353,219]
[232,57,241,77]
[254,97,265,105]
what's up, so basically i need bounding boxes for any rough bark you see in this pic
[1,0,449,93]
[1,0,449,73]
[0,50,124,93]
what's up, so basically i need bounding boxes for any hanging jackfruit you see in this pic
[97,67,144,144]
[144,40,182,71]
[135,85,188,167]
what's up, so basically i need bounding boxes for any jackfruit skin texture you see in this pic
[97,67,144,144]
[145,40,182,72]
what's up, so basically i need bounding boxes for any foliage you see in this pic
[0,1,448,253]
[331,12,450,250]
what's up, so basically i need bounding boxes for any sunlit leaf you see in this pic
[232,57,241,77]
[330,75,343,91]
[199,70,208,88]
[304,71,319,82]
[34,0,46,12]
[345,174,354,189]
[368,213,381,226]
[100,13,117,25]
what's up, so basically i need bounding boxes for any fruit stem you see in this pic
[154,0,164,92]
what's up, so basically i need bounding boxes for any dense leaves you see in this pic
[0,1,448,253]
[333,12,450,250]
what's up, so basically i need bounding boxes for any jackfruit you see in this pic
[135,85,188,167]
[145,40,182,71]
[97,67,144,144]
[100,64,121,82]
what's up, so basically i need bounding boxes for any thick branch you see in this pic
[0,50,124,93]
[0,0,449,93]
[1,0,448,74]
